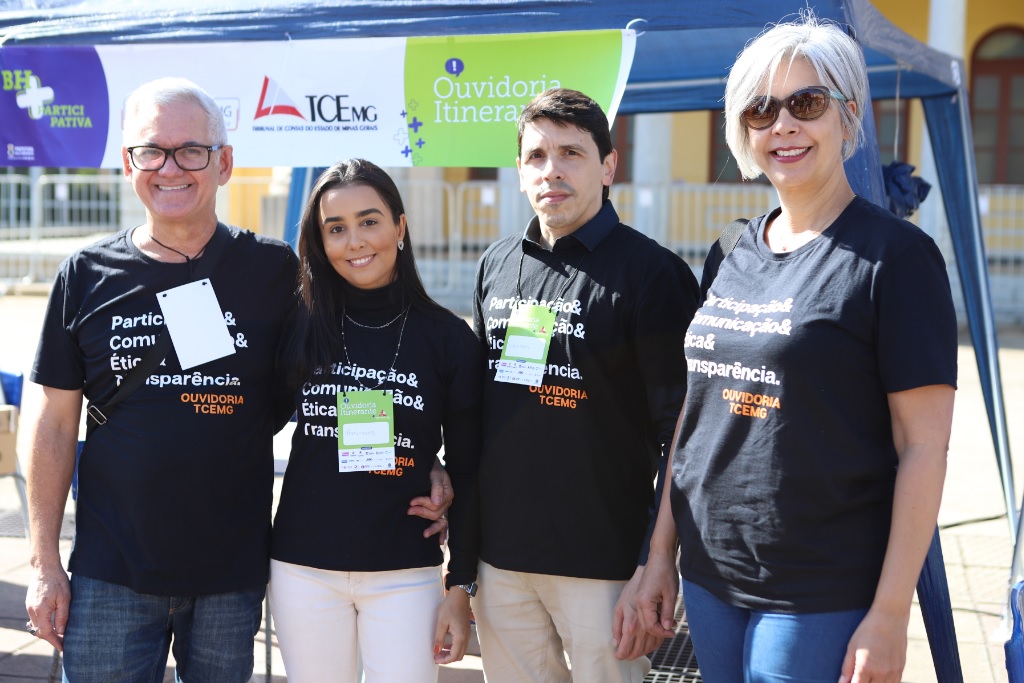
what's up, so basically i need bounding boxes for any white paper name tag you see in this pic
[156,279,236,370]
[504,334,546,360]
[343,421,389,446]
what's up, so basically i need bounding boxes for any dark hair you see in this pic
[285,158,443,387]
[517,88,614,201]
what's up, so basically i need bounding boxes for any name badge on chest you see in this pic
[156,279,236,370]
[494,304,555,387]
[336,390,395,473]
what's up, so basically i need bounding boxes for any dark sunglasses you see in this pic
[741,86,847,130]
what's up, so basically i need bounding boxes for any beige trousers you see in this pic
[472,561,651,683]
[269,560,442,683]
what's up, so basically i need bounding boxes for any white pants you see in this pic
[269,560,442,683]
[472,561,651,683]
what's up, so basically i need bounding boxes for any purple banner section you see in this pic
[0,47,109,167]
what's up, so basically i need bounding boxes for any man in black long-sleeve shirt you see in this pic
[472,88,699,682]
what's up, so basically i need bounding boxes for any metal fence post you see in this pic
[28,168,43,284]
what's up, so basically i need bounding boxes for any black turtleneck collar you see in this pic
[337,277,406,322]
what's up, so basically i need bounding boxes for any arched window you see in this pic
[971,27,1024,185]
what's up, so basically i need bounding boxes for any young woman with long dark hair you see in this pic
[269,159,481,682]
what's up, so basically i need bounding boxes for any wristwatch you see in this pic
[450,582,478,597]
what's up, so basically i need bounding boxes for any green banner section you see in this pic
[404,30,626,167]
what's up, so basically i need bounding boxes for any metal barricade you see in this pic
[980,186,1024,324]
[3,170,1024,326]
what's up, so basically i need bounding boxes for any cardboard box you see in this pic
[0,405,18,476]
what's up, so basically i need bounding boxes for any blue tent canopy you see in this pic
[1,0,1016,598]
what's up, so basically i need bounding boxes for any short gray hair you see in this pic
[724,12,868,180]
[123,77,227,145]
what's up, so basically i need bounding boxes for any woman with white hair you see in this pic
[634,13,957,682]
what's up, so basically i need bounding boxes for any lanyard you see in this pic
[515,246,589,311]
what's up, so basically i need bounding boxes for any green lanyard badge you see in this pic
[336,390,396,472]
[494,304,556,387]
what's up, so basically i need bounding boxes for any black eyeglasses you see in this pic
[126,144,224,171]
[740,86,847,130]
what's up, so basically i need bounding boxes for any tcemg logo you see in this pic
[254,76,378,124]
[254,76,304,120]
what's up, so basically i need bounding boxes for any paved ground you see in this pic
[0,289,1022,682]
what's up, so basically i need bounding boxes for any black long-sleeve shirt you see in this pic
[473,201,698,580]
[272,282,482,585]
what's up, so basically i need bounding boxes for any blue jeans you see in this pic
[63,574,264,683]
[682,579,868,683]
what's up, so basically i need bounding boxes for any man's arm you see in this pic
[614,404,685,658]
[632,431,682,639]
[634,255,698,564]
[24,385,81,651]
[613,255,697,658]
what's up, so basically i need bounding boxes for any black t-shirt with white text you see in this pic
[32,226,298,596]
[672,196,958,612]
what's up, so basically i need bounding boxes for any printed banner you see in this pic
[0,30,634,169]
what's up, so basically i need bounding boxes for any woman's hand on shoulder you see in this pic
[434,587,471,665]
[839,605,909,683]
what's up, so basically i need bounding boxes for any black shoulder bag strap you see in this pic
[86,224,231,433]
[719,218,748,260]
[699,218,748,304]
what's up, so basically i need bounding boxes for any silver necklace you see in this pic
[341,306,410,391]
[344,310,405,330]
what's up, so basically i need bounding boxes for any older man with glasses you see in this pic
[21,77,451,682]
[21,76,298,682]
